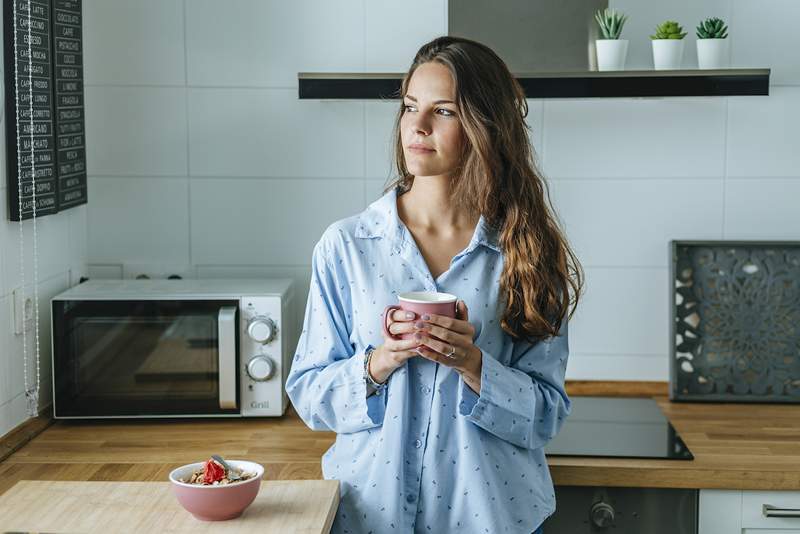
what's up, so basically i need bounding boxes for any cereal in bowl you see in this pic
[182,458,257,485]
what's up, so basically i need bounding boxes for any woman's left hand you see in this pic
[413,300,483,392]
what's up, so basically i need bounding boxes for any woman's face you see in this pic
[400,62,464,179]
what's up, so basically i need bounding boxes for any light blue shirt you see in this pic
[286,186,571,534]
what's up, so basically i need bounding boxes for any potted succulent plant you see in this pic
[594,8,629,71]
[650,20,687,70]
[696,17,729,69]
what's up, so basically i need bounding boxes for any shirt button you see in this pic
[406,494,415,503]
[421,386,431,394]
[414,439,422,448]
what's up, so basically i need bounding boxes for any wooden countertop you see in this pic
[550,396,800,490]
[1,386,799,493]
[0,480,339,533]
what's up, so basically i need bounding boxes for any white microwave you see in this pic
[50,278,295,419]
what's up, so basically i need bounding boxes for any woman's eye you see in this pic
[403,104,455,117]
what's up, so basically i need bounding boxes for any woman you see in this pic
[286,35,584,534]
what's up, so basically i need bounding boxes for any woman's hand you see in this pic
[413,300,483,394]
[370,309,425,384]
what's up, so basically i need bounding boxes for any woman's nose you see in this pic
[410,113,432,135]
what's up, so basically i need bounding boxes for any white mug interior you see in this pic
[398,291,457,304]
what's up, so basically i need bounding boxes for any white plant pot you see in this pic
[652,39,685,70]
[696,38,730,69]
[596,39,628,71]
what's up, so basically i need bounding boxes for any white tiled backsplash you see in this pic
[1,0,798,436]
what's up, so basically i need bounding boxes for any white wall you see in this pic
[81,0,799,383]
[0,4,89,435]
[3,0,797,438]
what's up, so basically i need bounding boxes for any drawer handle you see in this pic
[763,504,800,518]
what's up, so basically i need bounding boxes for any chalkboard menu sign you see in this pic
[3,0,87,221]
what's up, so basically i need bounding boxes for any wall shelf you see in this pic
[298,69,770,100]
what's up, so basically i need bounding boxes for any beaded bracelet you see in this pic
[363,345,387,394]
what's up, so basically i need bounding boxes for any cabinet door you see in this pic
[700,490,800,534]
[699,490,741,534]
[742,490,800,532]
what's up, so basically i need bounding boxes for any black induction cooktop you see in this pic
[543,396,694,460]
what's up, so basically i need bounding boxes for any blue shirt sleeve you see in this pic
[456,316,572,450]
[285,236,388,433]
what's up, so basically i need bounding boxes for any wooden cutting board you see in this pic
[0,479,339,533]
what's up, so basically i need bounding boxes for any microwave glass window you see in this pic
[53,300,239,416]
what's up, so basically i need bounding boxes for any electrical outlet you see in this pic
[12,287,35,335]
[122,263,196,280]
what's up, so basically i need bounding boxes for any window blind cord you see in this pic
[12,0,42,418]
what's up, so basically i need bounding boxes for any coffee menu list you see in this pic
[3,0,87,221]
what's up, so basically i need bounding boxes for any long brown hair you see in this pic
[386,35,584,343]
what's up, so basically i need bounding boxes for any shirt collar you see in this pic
[355,185,501,253]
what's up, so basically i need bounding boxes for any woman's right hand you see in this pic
[370,310,423,384]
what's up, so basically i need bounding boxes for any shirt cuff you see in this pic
[345,347,388,427]
[457,349,532,430]
[457,348,493,419]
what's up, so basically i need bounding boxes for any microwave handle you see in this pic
[218,306,238,410]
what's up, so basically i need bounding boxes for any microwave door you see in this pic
[218,306,237,410]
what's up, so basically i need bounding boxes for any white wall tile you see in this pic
[85,86,188,176]
[186,0,364,87]
[87,176,190,264]
[0,295,11,404]
[190,178,364,266]
[83,0,186,86]
[544,98,727,179]
[731,0,800,85]
[366,101,400,180]
[365,0,447,71]
[0,394,27,438]
[0,199,71,295]
[0,272,68,412]
[197,264,312,335]
[566,354,668,381]
[725,178,800,239]
[727,87,800,178]
[526,100,545,167]
[188,89,364,178]
[67,205,88,286]
[609,0,732,70]
[88,264,124,279]
[569,267,669,357]
[365,179,391,205]
[550,178,724,267]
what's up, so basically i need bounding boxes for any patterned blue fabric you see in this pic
[286,186,571,534]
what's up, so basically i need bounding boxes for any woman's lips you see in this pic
[408,144,435,154]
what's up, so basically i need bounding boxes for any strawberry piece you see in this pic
[203,458,225,484]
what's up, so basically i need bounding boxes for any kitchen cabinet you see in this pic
[700,490,800,534]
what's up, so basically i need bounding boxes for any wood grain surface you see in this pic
[0,480,338,533]
[1,382,798,495]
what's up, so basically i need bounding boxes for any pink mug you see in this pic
[382,291,459,342]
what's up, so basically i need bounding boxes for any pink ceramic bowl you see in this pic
[169,460,264,521]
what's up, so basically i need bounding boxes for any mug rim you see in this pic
[398,291,457,304]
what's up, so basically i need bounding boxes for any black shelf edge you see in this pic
[298,69,770,99]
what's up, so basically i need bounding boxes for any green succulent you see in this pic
[650,20,687,40]
[595,8,628,39]
[696,17,728,39]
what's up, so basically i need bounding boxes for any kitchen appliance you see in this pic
[542,397,697,533]
[50,278,295,418]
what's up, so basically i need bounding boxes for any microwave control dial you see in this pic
[247,316,276,344]
[246,355,275,382]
